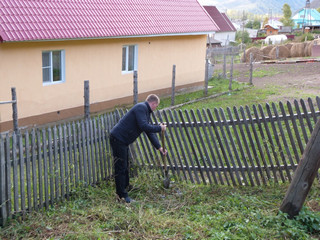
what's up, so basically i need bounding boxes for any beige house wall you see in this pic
[0,35,207,131]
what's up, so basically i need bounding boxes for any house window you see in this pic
[122,45,137,73]
[42,50,65,85]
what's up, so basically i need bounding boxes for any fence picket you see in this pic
[245,106,267,185]
[58,125,65,201]
[0,136,7,225]
[63,125,69,199]
[47,128,54,206]
[31,130,37,211]
[271,103,292,181]
[294,100,308,144]
[287,101,304,156]
[258,104,285,183]
[278,102,299,168]
[67,123,74,189]
[25,131,32,212]
[36,130,43,208]
[53,126,59,199]
[301,99,313,134]
[186,110,211,184]
[226,107,251,186]
[42,129,49,209]
[81,121,88,185]
[207,108,231,185]
[72,123,79,185]
[178,110,202,184]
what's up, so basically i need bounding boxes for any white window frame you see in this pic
[122,45,138,74]
[42,50,65,85]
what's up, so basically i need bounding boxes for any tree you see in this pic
[280,3,294,27]
[317,7,320,13]
[236,30,250,44]
[245,20,253,29]
[252,19,261,29]
[262,17,269,28]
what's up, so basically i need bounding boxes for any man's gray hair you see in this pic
[146,94,160,104]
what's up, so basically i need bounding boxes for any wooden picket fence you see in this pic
[1,97,320,226]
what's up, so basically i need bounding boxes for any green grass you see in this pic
[1,170,320,239]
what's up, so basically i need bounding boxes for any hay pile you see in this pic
[306,39,320,56]
[261,45,274,60]
[285,43,293,51]
[269,45,290,60]
[242,47,263,63]
[290,43,306,58]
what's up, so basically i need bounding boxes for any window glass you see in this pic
[122,47,127,71]
[52,51,62,82]
[128,45,135,71]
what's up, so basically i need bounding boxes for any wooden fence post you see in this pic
[229,55,234,91]
[84,80,90,120]
[171,65,176,106]
[280,118,320,218]
[223,53,227,79]
[11,87,19,134]
[133,71,138,105]
[249,53,253,85]
[276,46,279,60]
[204,59,209,96]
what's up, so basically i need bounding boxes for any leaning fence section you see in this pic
[131,97,320,187]
[1,97,320,226]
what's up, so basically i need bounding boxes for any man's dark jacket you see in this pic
[110,102,161,149]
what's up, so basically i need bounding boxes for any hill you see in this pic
[199,0,306,14]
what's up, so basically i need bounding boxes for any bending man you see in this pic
[110,94,166,203]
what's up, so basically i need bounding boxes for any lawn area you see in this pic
[1,170,320,239]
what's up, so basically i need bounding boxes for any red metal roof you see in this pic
[203,6,236,32]
[0,0,219,42]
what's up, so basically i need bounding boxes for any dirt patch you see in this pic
[213,61,320,102]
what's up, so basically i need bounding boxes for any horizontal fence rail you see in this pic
[1,97,320,226]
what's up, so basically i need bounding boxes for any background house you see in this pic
[0,0,218,132]
[203,6,236,46]
[264,24,279,36]
[292,8,320,28]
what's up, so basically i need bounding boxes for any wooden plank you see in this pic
[100,115,108,180]
[252,105,278,183]
[18,134,26,217]
[233,106,259,186]
[77,122,83,183]
[156,111,177,176]
[53,126,59,200]
[222,108,249,185]
[271,103,292,182]
[85,120,92,185]
[41,129,49,209]
[47,128,54,206]
[95,119,103,181]
[24,131,32,212]
[0,135,7,226]
[58,125,65,201]
[67,123,74,188]
[63,125,69,199]
[36,130,43,209]
[194,109,218,184]
[207,108,231,185]
[12,134,19,214]
[81,121,88,185]
[163,110,187,181]
[300,99,313,134]
[244,106,267,185]
[176,110,201,184]
[287,101,304,156]
[215,108,240,186]
[185,109,211,184]
[278,102,299,167]
[89,120,96,184]
[203,109,226,185]
[294,100,308,144]
[169,110,195,183]
[261,104,285,183]
[308,98,318,125]
[226,107,251,186]
[280,118,320,218]
[72,122,79,185]
[30,130,37,211]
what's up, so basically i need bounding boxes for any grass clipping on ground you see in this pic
[1,169,320,240]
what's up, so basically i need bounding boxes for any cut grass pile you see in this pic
[1,170,320,239]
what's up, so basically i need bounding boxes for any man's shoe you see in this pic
[124,196,136,203]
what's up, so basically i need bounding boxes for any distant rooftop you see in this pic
[203,6,236,32]
[0,0,219,42]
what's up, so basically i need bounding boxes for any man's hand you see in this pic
[160,123,167,132]
[159,147,167,155]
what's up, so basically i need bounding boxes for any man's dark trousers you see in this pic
[110,134,129,199]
